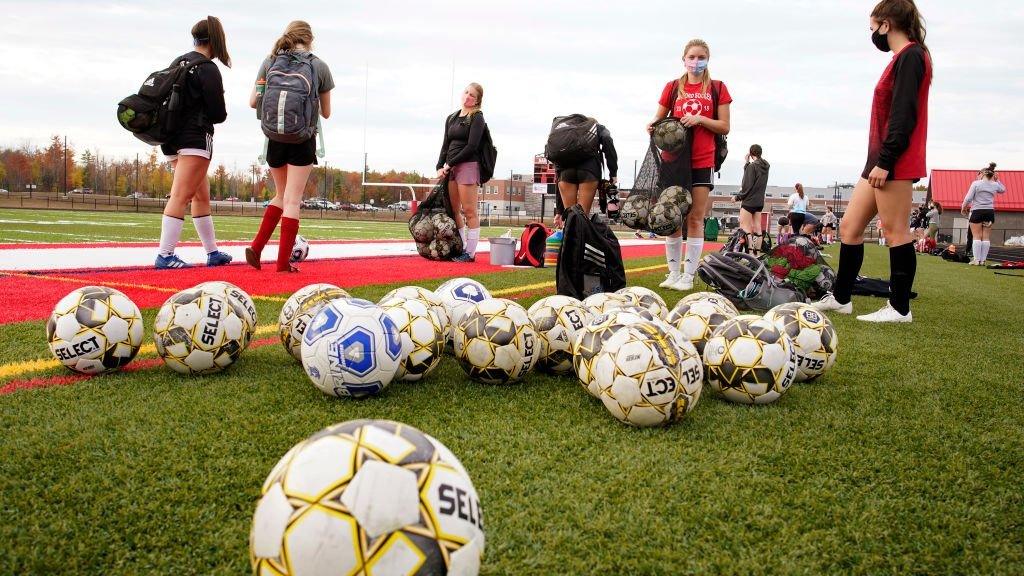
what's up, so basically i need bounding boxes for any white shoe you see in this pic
[659,272,681,288]
[811,293,852,314]
[857,302,912,323]
[969,259,979,266]
[670,273,694,291]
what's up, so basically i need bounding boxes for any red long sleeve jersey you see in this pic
[863,42,932,181]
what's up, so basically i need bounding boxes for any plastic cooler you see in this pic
[489,237,517,265]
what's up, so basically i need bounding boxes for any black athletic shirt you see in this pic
[437,111,485,169]
[171,51,227,134]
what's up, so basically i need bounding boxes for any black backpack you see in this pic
[513,223,550,267]
[697,251,806,312]
[544,114,600,167]
[117,55,211,146]
[556,205,626,299]
[479,122,497,185]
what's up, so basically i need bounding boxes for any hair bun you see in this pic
[988,162,997,170]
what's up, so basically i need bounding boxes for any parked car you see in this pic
[387,201,411,211]
[126,191,146,199]
[224,196,240,202]
[0,189,9,195]
[337,202,356,211]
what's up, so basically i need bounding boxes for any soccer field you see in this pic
[0,216,1022,573]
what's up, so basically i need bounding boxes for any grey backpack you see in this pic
[261,51,319,143]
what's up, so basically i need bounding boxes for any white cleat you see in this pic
[811,293,853,314]
[670,273,695,291]
[856,302,912,323]
[659,272,681,288]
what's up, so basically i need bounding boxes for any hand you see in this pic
[732,196,740,203]
[961,207,969,216]
[436,168,447,178]
[680,114,702,128]
[646,122,655,134]
[553,213,563,228]
[867,166,889,189]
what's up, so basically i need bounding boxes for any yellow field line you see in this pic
[0,271,287,303]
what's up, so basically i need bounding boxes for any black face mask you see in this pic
[871,25,890,52]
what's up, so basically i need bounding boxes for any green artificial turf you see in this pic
[0,246,1022,574]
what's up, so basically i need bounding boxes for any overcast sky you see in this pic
[1,0,1022,188]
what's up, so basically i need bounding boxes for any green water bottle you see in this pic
[255,79,266,120]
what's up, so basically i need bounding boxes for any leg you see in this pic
[277,164,314,272]
[557,181,579,215]
[816,178,877,311]
[576,180,598,214]
[979,221,993,263]
[158,156,209,266]
[673,185,711,289]
[862,179,915,319]
[738,208,755,253]
[969,222,983,264]
[459,183,481,258]
[247,166,287,269]
[189,175,229,264]
[448,181,464,230]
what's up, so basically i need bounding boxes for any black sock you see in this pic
[834,242,864,305]
[888,242,916,315]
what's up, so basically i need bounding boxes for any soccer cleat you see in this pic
[811,293,852,314]
[670,273,695,291]
[206,250,233,267]
[856,302,912,323]
[245,247,261,270]
[155,254,190,269]
[659,272,681,288]
[452,253,475,263]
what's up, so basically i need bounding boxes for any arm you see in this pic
[599,126,618,180]
[876,48,926,173]
[995,181,1007,194]
[445,113,485,166]
[319,91,331,119]
[961,183,976,211]
[436,114,452,171]
[736,162,754,200]
[199,64,227,124]
[686,102,731,134]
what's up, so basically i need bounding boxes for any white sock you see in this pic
[159,215,184,257]
[980,240,991,262]
[665,236,682,274]
[460,227,468,246]
[192,215,219,253]
[972,240,982,261]
[466,227,480,256]
[683,238,703,277]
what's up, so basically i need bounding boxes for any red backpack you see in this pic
[514,223,551,267]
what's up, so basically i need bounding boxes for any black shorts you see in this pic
[267,138,317,168]
[692,167,715,191]
[160,126,213,161]
[741,205,763,215]
[789,212,807,231]
[557,158,601,185]
[658,161,716,192]
[968,209,995,224]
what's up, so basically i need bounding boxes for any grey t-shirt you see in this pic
[962,180,1006,212]
[256,50,334,94]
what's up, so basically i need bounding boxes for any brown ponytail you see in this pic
[271,21,314,57]
[191,15,231,67]
[871,0,928,52]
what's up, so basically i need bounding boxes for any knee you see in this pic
[839,221,860,242]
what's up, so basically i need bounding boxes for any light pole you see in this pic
[508,169,513,222]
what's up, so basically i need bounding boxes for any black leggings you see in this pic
[788,212,806,233]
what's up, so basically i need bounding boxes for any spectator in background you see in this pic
[777,216,792,246]
[820,205,838,244]
[926,201,941,240]
[733,144,770,254]
[962,162,1006,266]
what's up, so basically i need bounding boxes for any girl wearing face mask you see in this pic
[813,0,932,323]
[437,83,486,262]
[647,38,732,291]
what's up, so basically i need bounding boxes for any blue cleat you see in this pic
[451,253,475,263]
[155,254,190,269]
[206,250,233,266]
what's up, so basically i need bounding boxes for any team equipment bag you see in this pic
[544,114,600,166]
[619,141,661,231]
[556,205,626,299]
[697,251,806,312]
[513,223,551,267]
[117,55,211,146]
[261,51,320,144]
[408,180,464,261]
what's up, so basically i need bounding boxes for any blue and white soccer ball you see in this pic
[434,277,491,344]
[290,235,309,263]
[300,298,406,398]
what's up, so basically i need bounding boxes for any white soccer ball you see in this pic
[300,299,405,398]
[290,234,309,263]
[572,306,657,398]
[46,286,144,374]
[581,291,633,316]
[279,284,351,362]
[195,281,258,348]
[154,285,250,375]
[251,419,485,576]
[591,321,703,427]
[616,286,669,320]
[527,295,590,375]
[435,277,491,343]
[382,297,445,382]
[453,298,539,384]
[677,291,741,316]
[763,302,838,382]
[703,315,798,404]
[665,297,737,356]
[379,286,451,342]
[647,199,681,237]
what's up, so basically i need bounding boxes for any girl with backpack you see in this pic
[814,0,932,323]
[551,123,619,227]
[961,163,1006,266]
[154,16,233,269]
[437,83,487,263]
[245,21,334,273]
[647,38,732,291]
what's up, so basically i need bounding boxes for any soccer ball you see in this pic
[154,286,249,375]
[435,277,491,341]
[250,419,485,576]
[665,297,736,356]
[380,286,451,342]
[647,199,681,237]
[616,286,669,320]
[453,298,539,384]
[279,284,352,362]
[527,295,589,375]
[195,281,258,348]
[591,321,703,426]
[291,234,309,263]
[658,185,692,217]
[301,299,405,398]
[46,286,144,374]
[619,192,651,231]
[382,298,445,382]
[703,315,798,404]
[763,302,838,382]
[572,306,657,398]
[410,216,435,243]
[677,291,741,316]
[581,292,633,316]
[653,119,688,153]
[432,213,459,240]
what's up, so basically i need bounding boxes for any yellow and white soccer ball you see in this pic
[763,302,838,382]
[251,419,485,576]
[572,306,658,398]
[380,285,451,341]
[581,291,633,316]
[279,284,351,362]
[46,286,144,374]
[382,297,445,382]
[453,298,539,384]
[665,297,737,356]
[196,281,258,348]
[591,321,703,427]
[435,278,491,344]
[527,295,589,375]
[154,285,249,375]
[676,291,741,316]
[703,315,798,404]
[616,286,669,319]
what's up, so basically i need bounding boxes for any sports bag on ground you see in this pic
[697,251,806,312]
[117,55,211,146]
[513,223,551,267]
[556,205,626,299]
[408,180,464,261]
[261,51,320,144]
[544,114,600,166]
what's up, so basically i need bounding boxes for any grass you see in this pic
[1,235,1023,573]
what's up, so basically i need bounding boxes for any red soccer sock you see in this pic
[252,204,283,255]
[277,217,299,271]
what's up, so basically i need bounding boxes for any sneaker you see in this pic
[155,254,190,269]
[968,258,979,266]
[206,250,233,267]
[659,272,681,288]
[245,247,261,270]
[452,253,475,263]
[811,293,852,314]
[856,302,912,323]
[670,273,694,291]
[634,231,643,239]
